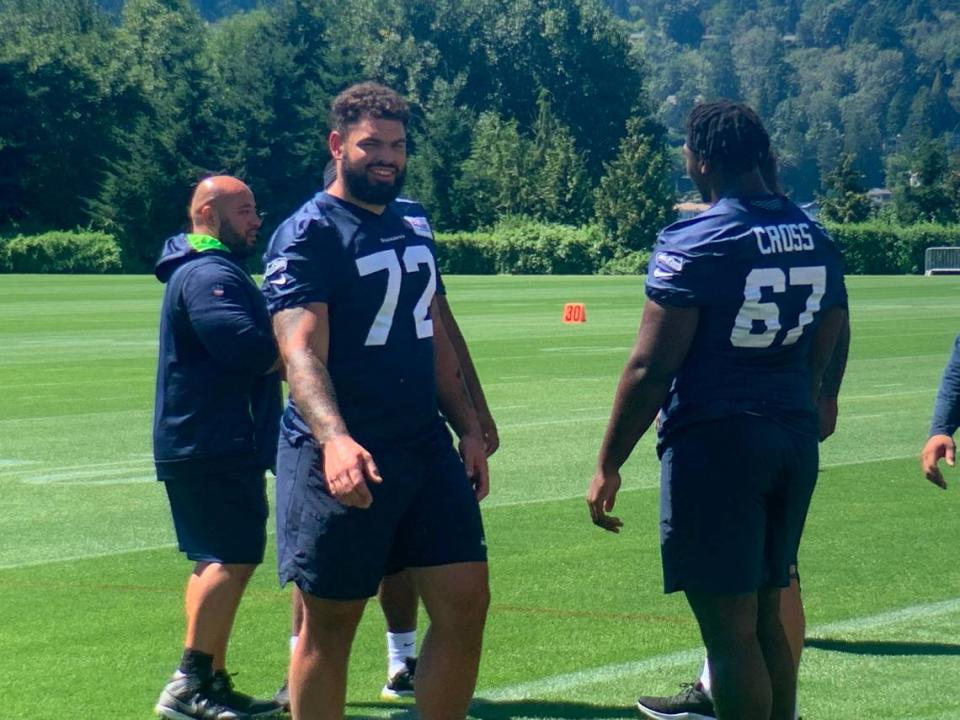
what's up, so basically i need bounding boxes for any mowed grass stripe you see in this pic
[3,275,960,719]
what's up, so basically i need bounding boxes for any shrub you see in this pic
[3,231,122,273]
[0,237,11,272]
[825,222,960,274]
[435,220,617,274]
[598,250,651,275]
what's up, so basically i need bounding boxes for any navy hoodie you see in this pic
[153,232,281,478]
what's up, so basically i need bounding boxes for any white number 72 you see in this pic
[355,246,436,346]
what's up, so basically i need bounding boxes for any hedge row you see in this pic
[824,222,960,274]
[4,222,959,276]
[435,220,649,275]
[0,232,122,273]
[435,221,960,276]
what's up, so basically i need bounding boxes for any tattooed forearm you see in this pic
[272,306,348,443]
[285,347,348,443]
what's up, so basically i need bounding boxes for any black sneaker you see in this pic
[636,682,716,720]
[273,678,289,713]
[156,672,262,720]
[209,671,282,718]
[380,657,416,700]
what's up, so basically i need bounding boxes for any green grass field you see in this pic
[1,274,959,719]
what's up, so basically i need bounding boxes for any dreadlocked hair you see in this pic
[686,100,771,176]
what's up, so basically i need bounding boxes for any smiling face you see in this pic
[329,116,407,209]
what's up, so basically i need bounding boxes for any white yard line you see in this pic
[477,597,960,700]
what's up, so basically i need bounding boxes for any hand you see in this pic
[479,412,500,457]
[587,468,624,533]
[921,434,954,490]
[818,395,838,441]
[459,432,490,501]
[320,434,382,508]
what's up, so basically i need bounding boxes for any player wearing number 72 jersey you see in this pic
[261,83,488,720]
[588,100,847,720]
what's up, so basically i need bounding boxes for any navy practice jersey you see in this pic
[262,192,447,447]
[646,194,848,438]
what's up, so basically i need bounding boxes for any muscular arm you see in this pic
[272,303,381,507]
[816,310,850,441]
[435,295,499,455]
[808,306,847,405]
[272,303,346,443]
[432,297,489,500]
[588,301,699,532]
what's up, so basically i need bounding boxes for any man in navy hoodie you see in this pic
[153,175,282,720]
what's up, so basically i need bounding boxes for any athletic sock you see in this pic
[699,657,713,698]
[178,648,214,679]
[386,630,416,678]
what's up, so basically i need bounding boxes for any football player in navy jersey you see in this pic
[630,147,850,720]
[588,101,848,720]
[272,164,499,711]
[262,83,490,720]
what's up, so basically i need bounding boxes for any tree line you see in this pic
[0,0,674,271]
[606,0,960,213]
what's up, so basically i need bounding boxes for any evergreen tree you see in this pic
[593,117,675,251]
[455,112,536,228]
[818,152,874,223]
[404,77,478,230]
[89,0,217,270]
[529,92,593,225]
[892,139,958,224]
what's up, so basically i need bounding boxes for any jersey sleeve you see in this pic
[931,335,960,437]
[645,234,719,307]
[261,219,344,314]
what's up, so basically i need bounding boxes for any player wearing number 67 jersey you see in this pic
[588,101,847,720]
[262,82,489,720]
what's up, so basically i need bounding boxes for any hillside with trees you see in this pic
[604,0,960,203]
[1,0,959,273]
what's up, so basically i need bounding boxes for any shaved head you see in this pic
[190,175,254,225]
[189,175,261,256]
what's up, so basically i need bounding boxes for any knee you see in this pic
[431,581,490,633]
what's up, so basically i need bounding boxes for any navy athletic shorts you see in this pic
[658,413,818,595]
[275,426,487,600]
[162,467,268,564]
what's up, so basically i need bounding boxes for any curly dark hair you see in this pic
[330,82,411,134]
[686,100,771,176]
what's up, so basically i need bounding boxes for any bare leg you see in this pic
[379,569,418,632]
[410,562,489,720]
[780,573,805,671]
[757,586,797,720]
[184,562,256,671]
[291,585,305,640]
[289,591,366,720]
[686,590,771,720]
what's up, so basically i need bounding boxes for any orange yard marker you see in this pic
[562,303,587,324]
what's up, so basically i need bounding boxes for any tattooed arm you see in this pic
[272,303,381,507]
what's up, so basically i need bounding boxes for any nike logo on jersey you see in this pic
[653,267,676,279]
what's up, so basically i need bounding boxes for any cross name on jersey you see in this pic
[753,223,815,255]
